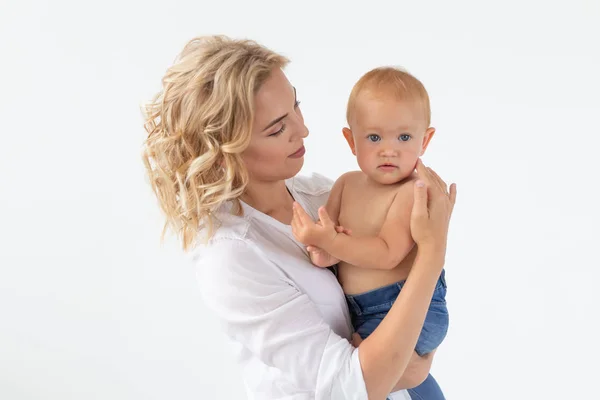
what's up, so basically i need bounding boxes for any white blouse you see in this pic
[193,173,411,400]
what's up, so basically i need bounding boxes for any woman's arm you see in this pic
[352,334,435,391]
[393,351,435,390]
[358,249,444,399]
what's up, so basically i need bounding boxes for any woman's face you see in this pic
[242,68,308,184]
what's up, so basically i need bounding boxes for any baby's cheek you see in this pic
[407,146,422,158]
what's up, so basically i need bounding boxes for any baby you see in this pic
[291,67,449,399]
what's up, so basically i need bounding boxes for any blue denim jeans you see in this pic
[345,269,449,400]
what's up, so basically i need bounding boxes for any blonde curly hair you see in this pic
[142,35,289,251]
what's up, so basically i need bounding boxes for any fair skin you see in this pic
[240,68,456,398]
[240,68,307,223]
[291,91,437,294]
[291,90,444,392]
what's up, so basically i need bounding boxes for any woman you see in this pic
[142,35,457,400]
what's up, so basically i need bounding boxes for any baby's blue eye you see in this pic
[368,134,381,142]
[399,134,411,142]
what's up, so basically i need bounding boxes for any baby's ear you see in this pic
[342,128,356,155]
[420,127,436,155]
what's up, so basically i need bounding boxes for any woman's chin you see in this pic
[286,158,304,178]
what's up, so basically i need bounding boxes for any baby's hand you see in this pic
[291,203,337,249]
[306,226,351,268]
[307,246,337,267]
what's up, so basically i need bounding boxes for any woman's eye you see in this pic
[367,134,381,142]
[399,134,411,142]
[270,124,286,137]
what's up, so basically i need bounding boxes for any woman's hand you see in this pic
[410,159,457,255]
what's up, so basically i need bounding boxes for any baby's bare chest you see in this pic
[338,183,403,236]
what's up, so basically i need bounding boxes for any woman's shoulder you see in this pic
[192,233,255,264]
[190,212,279,272]
[287,172,334,196]
[287,173,334,219]
[192,233,263,279]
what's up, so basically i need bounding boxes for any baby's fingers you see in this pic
[318,207,335,228]
[293,202,313,226]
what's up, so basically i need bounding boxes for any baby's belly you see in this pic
[338,256,414,295]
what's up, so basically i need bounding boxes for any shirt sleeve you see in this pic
[196,238,369,400]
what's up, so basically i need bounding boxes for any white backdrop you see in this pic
[1,0,599,399]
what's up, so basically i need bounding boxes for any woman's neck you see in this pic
[241,179,294,221]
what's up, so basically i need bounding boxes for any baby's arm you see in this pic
[306,174,347,267]
[318,183,415,270]
[324,172,345,225]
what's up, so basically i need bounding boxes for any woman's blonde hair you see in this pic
[142,35,289,251]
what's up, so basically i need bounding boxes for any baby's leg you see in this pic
[345,281,400,340]
[407,374,446,400]
[354,314,385,339]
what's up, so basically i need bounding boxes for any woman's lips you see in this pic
[289,146,305,158]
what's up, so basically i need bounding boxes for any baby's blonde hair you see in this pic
[142,35,288,251]
[346,67,431,127]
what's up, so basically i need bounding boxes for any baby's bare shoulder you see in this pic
[336,170,365,187]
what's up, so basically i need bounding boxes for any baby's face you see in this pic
[346,94,434,185]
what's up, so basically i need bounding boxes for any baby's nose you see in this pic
[380,148,398,157]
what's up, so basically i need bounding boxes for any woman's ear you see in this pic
[342,128,356,155]
[420,127,436,156]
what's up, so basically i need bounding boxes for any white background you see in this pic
[1,0,599,399]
